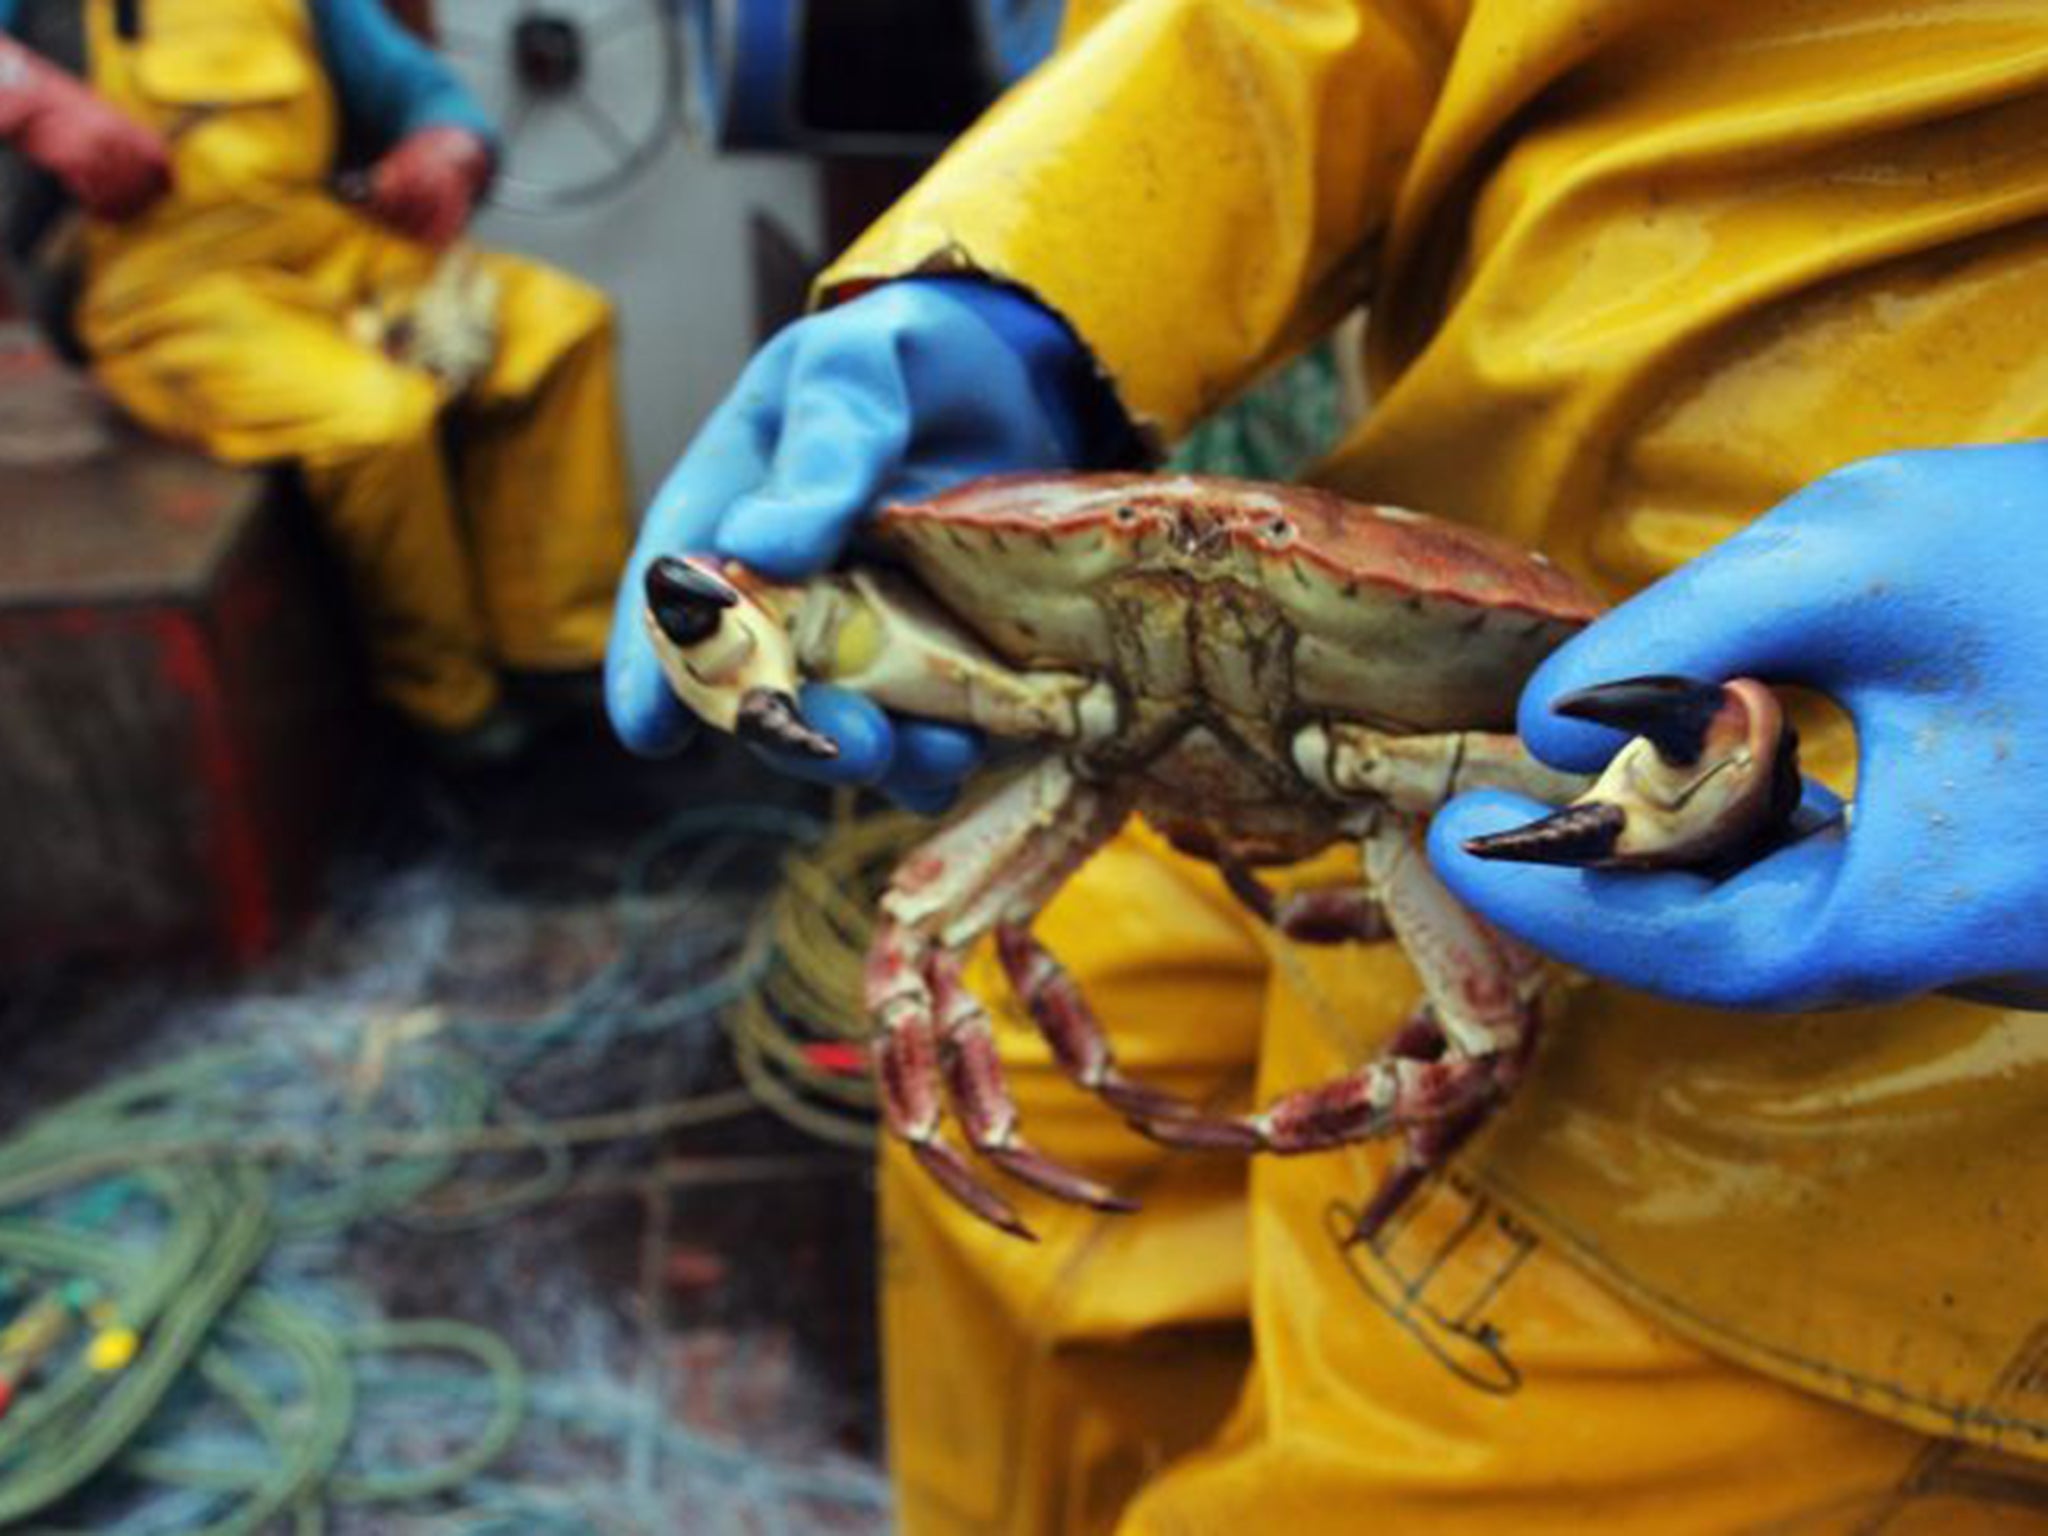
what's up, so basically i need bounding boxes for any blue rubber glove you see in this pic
[1429,444,2048,1012]
[606,278,1114,813]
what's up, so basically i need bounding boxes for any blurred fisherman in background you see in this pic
[0,0,629,764]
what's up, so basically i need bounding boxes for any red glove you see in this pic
[0,37,170,221]
[366,126,492,248]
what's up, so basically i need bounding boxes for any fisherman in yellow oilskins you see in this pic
[0,0,630,764]
[615,2,2048,1530]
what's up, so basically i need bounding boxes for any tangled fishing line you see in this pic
[0,793,916,1533]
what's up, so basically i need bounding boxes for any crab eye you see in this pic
[1115,504,1139,525]
[1266,517,1294,542]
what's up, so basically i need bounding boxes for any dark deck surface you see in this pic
[0,726,889,1532]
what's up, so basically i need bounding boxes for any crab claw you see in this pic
[907,1139,1038,1242]
[1550,675,1733,768]
[1462,802,1627,867]
[645,556,739,648]
[1464,676,1798,871]
[735,687,839,760]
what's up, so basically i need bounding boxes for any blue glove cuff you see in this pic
[900,275,1145,470]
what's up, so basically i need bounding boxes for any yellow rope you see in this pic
[720,795,928,1145]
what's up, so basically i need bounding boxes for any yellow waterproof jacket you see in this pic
[826,0,2048,1459]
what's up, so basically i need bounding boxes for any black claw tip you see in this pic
[910,1142,1037,1240]
[735,687,838,761]
[645,557,739,647]
[989,1147,1141,1214]
[1552,675,1731,768]
[1769,722,1804,824]
[1130,1114,1266,1153]
[1462,801,1626,867]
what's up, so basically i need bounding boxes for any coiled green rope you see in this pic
[0,799,868,1530]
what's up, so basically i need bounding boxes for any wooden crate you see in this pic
[0,340,370,968]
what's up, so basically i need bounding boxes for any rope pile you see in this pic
[726,804,926,1149]
[0,795,908,1532]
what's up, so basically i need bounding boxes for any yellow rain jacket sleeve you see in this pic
[825,0,2048,1518]
[823,0,1463,445]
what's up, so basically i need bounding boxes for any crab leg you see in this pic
[1293,722,1589,812]
[1344,1010,1501,1242]
[1216,860,1392,946]
[930,955,1136,1210]
[867,759,1138,1238]
[866,925,1008,1227]
[992,926,1208,1122]
[790,569,1119,743]
[1354,818,1548,1059]
[643,558,1120,754]
[1136,816,1545,1238]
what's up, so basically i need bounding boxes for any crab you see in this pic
[641,473,1799,1241]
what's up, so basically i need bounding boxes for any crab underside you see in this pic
[643,474,1799,1241]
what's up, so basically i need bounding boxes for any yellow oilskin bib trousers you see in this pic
[71,0,629,732]
[824,1,2048,1530]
